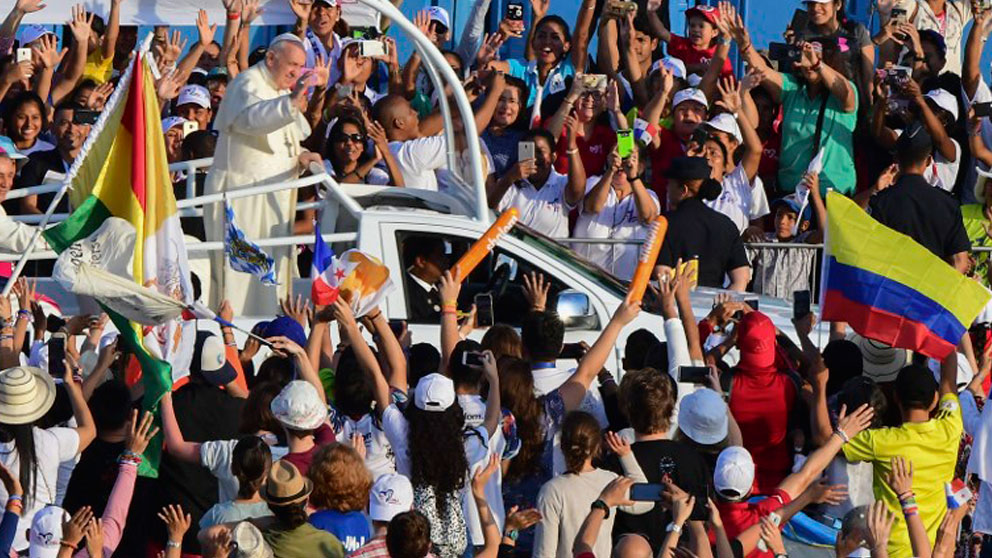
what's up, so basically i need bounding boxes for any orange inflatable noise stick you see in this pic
[626,216,668,304]
[453,208,520,281]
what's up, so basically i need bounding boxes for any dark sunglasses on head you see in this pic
[334,133,365,143]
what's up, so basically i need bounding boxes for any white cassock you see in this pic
[204,63,311,317]
[0,204,40,253]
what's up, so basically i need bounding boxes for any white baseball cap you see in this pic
[231,521,274,558]
[924,88,959,121]
[714,446,755,500]
[427,6,451,30]
[271,380,328,431]
[673,88,708,110]
[650,57,687,80]
[162,116,188,132]
[369,473,414,521]
[19,24,53,46]
[29,506,69,558]
[702,113,743,144]
[677,388,730,445]
[177,85,211,110]
[414,373,456,412]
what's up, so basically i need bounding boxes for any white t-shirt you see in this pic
[330,410,396,481]
[924,138,961,192]
[458,394,509,546]
[531,365,608,476]
[706,165,753,233]
[200,436,290,503]
[388,135,448,191]
[324,160,392,186]
[574,176,661,281]
[497,170,575,238]
[0,427,79,551]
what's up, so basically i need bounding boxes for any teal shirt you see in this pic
[776,73,858,196]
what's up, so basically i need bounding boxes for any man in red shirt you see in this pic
[714,404,874,557]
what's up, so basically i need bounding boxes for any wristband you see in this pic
[833,429,850,443]
[166,540,182,549]
[666,521,683,533]
[60,541,78,550]
[811,60,822,72]
[367,311,383,321]
[227,11,241,19]
[590,499,610,519]
[6,495,21,502]
[567,148,579,155]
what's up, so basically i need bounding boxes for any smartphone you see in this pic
[388,319,406,338]
[45,315,65,333]
[581,74,607,91]
[474,293,494,327]
[73,110,99,126]
[789,8,808,31]
[48,333,66,378]
[976,102,992,117]
[507,1,524,21]
[793,290,811,319]
[768,42,801,65]
[678,366,711,384]
[560,342,586,359]
[182,120,198,138]
[890,7,908,23]
[629,483,665,501]
[616,129,634,159]
[885,65,912,87]
[605,0,638,17]
[358,40,386,58]
[690,127,709,147]
[462,351,484,367]
[16,47,31,64]
[518,141,535,162]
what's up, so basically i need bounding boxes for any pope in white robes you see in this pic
[204,33,325,316]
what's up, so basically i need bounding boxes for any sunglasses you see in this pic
[334,133,365,144]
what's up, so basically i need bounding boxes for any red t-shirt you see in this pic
[649,127,688,204]
[717,488,791,558]
[281,422,336,476]
[554,123,616,175]
[668,35,734,78]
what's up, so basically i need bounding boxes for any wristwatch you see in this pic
[590,499,611,519]
[666,522,683,533]
[505,529,519,542]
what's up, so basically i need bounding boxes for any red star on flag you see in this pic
[334,268,346,281]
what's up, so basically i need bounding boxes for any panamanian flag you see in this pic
[311,220,344,305]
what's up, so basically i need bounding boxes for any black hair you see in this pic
[53,100,86,116]
[521,311,565,362]
[325,114,372,172]
[182,130,217,160]
[406,404,467,496]
[894,364,938,411]
[190,271,202,302]
[386,510,432,558]
[239,381,285,439]
[0,424,37,507]
[624,329,662,371]
[440,49,465,73]
[89,380,133,432]
[822,339,863,396]
[449,339,484,389]
[248,47,267,67]
[334,347,375,418]
[535,15,572,45]
[3,91,48,138]
[232,436,272,500]
[837,377,887,428]
[255,356,295,388]
[697,178,722,201]
[270,500,309,528]
[402,235,445,267]
[523,128,557,153]
[500,75,531,130]
[408,343,440,388]
[643,341,671,376]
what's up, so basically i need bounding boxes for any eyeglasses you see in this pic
[334,133,365,144]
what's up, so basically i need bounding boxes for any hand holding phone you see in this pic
[793,290,811,319]
[48,333,67,378]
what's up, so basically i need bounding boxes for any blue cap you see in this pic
[772,193,811,221]
[0,136,25,160]
[260,315,307,348]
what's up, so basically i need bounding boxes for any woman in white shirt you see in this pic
[0,364,96,551]
[532,411,652,558]
[574,147,660,280]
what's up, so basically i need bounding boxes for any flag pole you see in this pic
[2,33,155,298]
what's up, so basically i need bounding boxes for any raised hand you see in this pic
[157,504,192,544]
[604,431,632,457]
[288,0,312,21]
[84,518,104,558]
[268,335,307,359]
[36,34,67,71]
[15,0,47,14]
[242,0,263,25]
[530,0,550,19]
[196,10,218,48]
[865,500,895,554]
[471,453,500,498]
[163,30,188,64]
[126,409,160,455]
[477,33,506,68]
[600,476,635,508]
[759,515,786,555]
[86,81,115,110]
[312,53,333,89]
[886,456,914,498]
[63,506,95,548]
[836,403,875,440]
[438,268,462,307]
[505,506,542,531]
[67,4,95,43]
[413,10,431,36]
[280,294,310,328]
[522,272,549,311]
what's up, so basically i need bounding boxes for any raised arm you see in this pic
[175,11,218,85]
[970,112,992,167]
[480,351,502,436]
[61,7,96,96]
[905,79,956,161]
[597,16,621,79]
[333,298,392,413]
[102,0,122,61]
[64,353,96,452]
[938,348,958,397]
[571,0,595,71]
[798,41,856,112]
[722,2,782,97]
[965,11,992,100]
[717,77,761,180]
[584,152,619,214]
[471,455,505,558]
[159,392,202,463]
[559,301,640,411]
[545,78,584,139]
[366,309,408,392]
[438,269,461,371]
[0,0,45,53]
[524,0,549,61]
[644,0,672,43]
[269,336,326,404]
[573,477,634,556]
[563,116,586,206]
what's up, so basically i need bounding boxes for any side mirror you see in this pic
[556,289,600,330]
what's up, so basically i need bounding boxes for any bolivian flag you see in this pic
[821,192,990,360]
[43,51,195,477]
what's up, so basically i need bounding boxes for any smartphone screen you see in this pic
[793,290,811,319]
[474,293,494,327]
[48,333,66,378]
[629,483,665,501]
[976,102,992,117]
[462,351,484,367]
[678,366,710,384]
[507,1,524,20]
[559,343,586,359]
[617,130,634,159]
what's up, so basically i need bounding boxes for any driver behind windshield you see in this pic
[403,235,450,322]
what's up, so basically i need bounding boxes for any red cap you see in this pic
[737,312,776,369]
[685,4,721,26]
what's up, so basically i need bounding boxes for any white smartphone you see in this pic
[358,40,386,58]
[182,120,198,138]
[16,48,31,64]
[518,141,535,162]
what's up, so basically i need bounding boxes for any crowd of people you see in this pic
[0,0,987,556]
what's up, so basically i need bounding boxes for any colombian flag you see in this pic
[42,51,194,477]
[821,192,990,360]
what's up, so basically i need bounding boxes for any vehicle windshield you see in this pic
[508,225,630,300]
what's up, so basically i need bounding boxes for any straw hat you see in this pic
[0,366,56,425]
[261,461,312,507]
[848,333,909,383]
